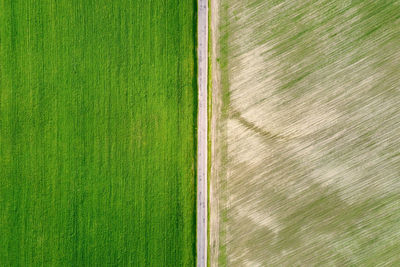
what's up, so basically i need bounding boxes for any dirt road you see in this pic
[197,0,208,266]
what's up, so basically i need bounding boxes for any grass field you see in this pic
[213,0,400,266]
[0,1,197,266]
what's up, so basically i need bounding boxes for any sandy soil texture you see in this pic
[212,1,400,266]
[209,0,223,266]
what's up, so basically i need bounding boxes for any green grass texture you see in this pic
[0,0,197,266]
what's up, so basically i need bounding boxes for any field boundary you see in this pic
[197,0,208,266]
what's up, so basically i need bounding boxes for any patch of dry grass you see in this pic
[213,0,400,265]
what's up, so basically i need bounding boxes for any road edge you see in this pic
[197,0,208,266]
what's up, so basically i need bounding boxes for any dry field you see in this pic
[211,0,400,266]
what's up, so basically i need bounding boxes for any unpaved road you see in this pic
[197,0,208,266]
[209,0,221,265]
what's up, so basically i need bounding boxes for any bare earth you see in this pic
[209,0,222,266]
[213,0,400,266]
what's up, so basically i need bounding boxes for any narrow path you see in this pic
[197,0,208,266]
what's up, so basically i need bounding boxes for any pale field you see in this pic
[211,0,400,266]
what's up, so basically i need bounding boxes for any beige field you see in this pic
[210,0,400,266]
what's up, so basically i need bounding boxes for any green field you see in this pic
[0,1,196,266]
